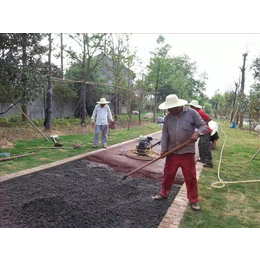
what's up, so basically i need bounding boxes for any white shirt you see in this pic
[91,104,113,125]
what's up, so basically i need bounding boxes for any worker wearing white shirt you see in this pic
[91,98,114,148]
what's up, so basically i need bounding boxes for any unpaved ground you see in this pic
[0,159,180,228]
[0,120,143,146]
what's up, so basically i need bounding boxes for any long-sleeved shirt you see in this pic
[161,107,208,154]
[195,108,212,134]
[91,104,113,125]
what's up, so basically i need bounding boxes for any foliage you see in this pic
[0,113,23,127]
[165,55,207,101]
[64,62,106,116]
[203,102,213,115]
[146,36,207,118]
[248,84,260,122]
[251,57,260,82]
[0,33,47,109]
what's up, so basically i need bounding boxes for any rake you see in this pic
[117,139,192,185]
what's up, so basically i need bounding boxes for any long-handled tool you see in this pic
[0,152,36,162]
[26,144,81,150]
[50,135,63,147]
[118,139,192,184]
[249,147,260,162]
[1,88,49,141]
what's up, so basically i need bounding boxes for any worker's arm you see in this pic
[107,105,114,122]
[91,105,98,125]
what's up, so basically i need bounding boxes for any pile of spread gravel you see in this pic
[0,159,180,228]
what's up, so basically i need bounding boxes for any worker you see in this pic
[208,120,219,150]
[189,100,213,168]
[153,94,208,211]
[91,98,114,148]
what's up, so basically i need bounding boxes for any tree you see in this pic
[166,55,207,100]
[0,33,47,120]
[146,35,172,122]
[66,33,107,126]
[98,34,131,121]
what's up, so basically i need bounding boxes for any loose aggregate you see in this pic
[0,159,180,228]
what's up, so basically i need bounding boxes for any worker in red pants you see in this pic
[153,94,207,211]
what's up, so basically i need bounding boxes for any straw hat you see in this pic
[97,98,110,104]
[189,100,202,108]
[158,94,187,110]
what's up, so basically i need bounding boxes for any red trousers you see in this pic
[160,153,199,203]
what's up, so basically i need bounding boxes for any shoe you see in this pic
[92,145,97,148]
[191,202,201,211]
[153,194,166,200]
[103,145,107,148]
[197,159,205,163]
[203,163,213,168]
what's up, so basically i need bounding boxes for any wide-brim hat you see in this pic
[189,100,202,108]
[97,98,110,104]
[158,94,187,110]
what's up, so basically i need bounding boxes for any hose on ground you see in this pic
[211,121,260,188]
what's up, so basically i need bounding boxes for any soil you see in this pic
[0,120,142,146]
[0,159,180,228]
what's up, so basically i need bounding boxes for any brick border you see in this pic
[0,130,162,183]
[158,162,204,228]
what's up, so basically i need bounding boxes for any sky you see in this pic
[128,33,260,98]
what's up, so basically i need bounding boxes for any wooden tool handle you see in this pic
[0,153,36,162]
[123,139,192,179]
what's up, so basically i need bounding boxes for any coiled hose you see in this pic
[211,121,260,188]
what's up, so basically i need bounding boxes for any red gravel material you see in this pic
[86,132,184,185]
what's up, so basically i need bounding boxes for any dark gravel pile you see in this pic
[0,160,180,228]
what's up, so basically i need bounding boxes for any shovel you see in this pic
[119,139,192,182]
[50,135,63,147]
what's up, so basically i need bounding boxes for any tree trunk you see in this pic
[239,53,248,129]
[127,86,132,131]
[21,36,28,122]
[44,33,53,131]
[80,82,87,126]
[80,33,87,127]
[153,92,157,123]
[21,103,28,121]
[114,93,118,122]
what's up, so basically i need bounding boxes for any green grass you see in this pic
[0,123,161,176]
[1,118,260,228]
[180,120,260,228]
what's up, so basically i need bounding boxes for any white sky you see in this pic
[129,33,260,98]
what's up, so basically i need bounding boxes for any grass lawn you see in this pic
[0,122,161,176]
[180,120,260,228]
